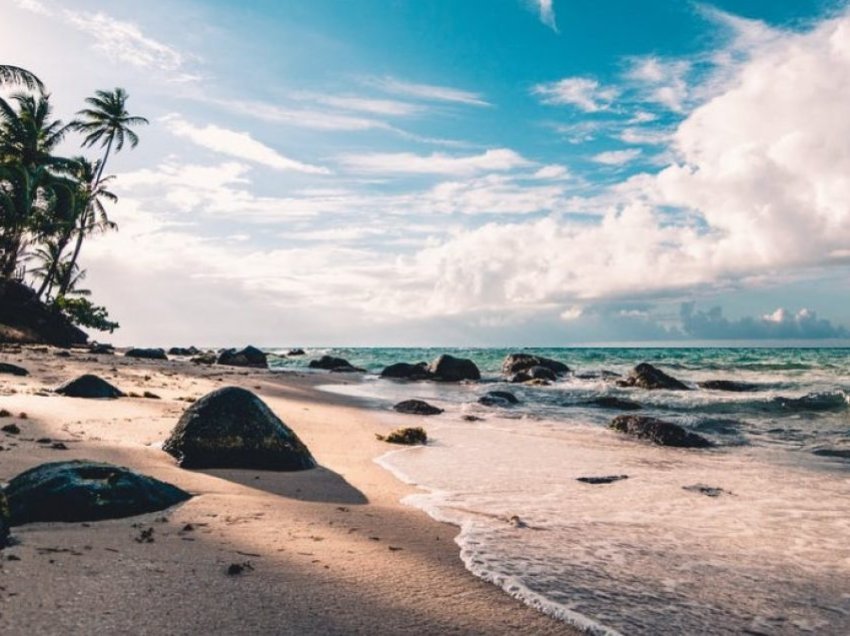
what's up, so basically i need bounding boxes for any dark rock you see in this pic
[683,484,730,497]
[0,362,28,376]
[89,343,114,354]
[393,400,444,416]
[376,427,427,445]
[5,460,191,525]
[618,363,690,390]
[36,437,52,444]
[54,350,71,358]
[699,380,759,392]
[577,475,629,484]
[813,448,850,460]
[55,374,124,399]
[0,279,88,347]
[610,415,712,448]
[226,562,253,576]
[191,351,217,365]
[286,349,306,357]
[0,491,9,547]
[478,391,519,407]
[143,391,161,400]
[509,365,557,383]
[163,387,315,471]
[427,354,480,382]
[168,346,200,356]
[50,442,68,450]
[2,423,21,434]
[125,348,168,360]
[380,362,431,381]
[584,396,643,411]
[308,355,364,373]
[502,353,570,377]
[216,346,268,369]
[462,415,484,422]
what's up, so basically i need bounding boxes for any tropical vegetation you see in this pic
[0,64,147,334]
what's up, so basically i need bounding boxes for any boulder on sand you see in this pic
[55,374,124,399]
[125,348,168,360]
[609,415,712,448]
[168,346,200,356]
[618,363,690,391]
[163,387,315,470]
[502,353,570,377]
[380,362,431,381]
[4,460,191,525]
[216,345,268,369]
[308,355,364,373]
[427,354,480,382]
[478,391,519,407]
[0,362,28,376]
[393,399,444,416]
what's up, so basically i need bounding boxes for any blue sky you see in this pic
[2,0,849,346]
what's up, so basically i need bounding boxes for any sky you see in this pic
[2,0,850,347]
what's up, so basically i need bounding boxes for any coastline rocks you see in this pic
[286,348,306,357]
[380,362,431,381]
[618,363,690,390]
[610,415,712,448]
[427,354,480,382]
[55,374,124,399]
[0,362,28,376]
[89,342,114,355]
[163,387,315,470]
[509,365,557,383]
[577,475,629,485]
[502,354,570,378]
[478,391,519,407]
[699,380,759,392]
[5,461,191,525]
[376,427,427,445]
[585,396,643,411]
[393,400,444,416]
[308,355,364,373]
[168,346,200,356]
[125,347,168,360]
[812,448,850,460]
[217,346,268,369]
[191,351,217,365]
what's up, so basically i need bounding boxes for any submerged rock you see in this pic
[55,374,124,399]
[380,362,431,381]
[610,415,712,448]
[618,363,690,390]
[427,354,480,382]
[699,380,759,392]
[584,396,642,411]
[478,391,520,407]
[5,460,191,525]
[509,365,557,383]
[125,348,168,360]
[393,399,444,416]
[308,355,364,373]
[577,475,629,485]
[376,427,427,445]
[163,387,315,470]
[0,362,28,376]
[286,348,306,357]
[502,353,570,377]
[217,346,268,369]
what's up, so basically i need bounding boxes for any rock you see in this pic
[54,350,71,358]
[376,427,427,445]
[682,483,731,497]
[5,461,190,525]
[286,348,306,357]
[618,363,690,390]
[163,387,315,470]
[2,423,21,434]
[0,362,28,376]
[509,365,557,383]
[393,400,444,416]
[478,391,519,407]
[191,351,217,365]
[584,396,643,411]
[699,380,759,392]
[577,475,629,484]
[308,355,364,373]
[813,448,850,460]
[502,353,570,377]
[125,348,168,360]
[142,391,161,400]
[55,374,124,399]
[0,491,9,547]
[89,342,114,354]
[462,415,484,422]
[610,415,712,448]
[216,346,268,369]
[427,354,480,382]
[168,346,200,356]
[380,362,431,381]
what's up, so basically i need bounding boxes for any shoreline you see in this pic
[0,346,576,635]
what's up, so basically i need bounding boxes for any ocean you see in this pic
[271,347,850,634]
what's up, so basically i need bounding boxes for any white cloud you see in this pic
[532,77,618,111]
[212,98,392,131]
[533,164,570,180]
[337,148,532,175]
[626,57,692,112]
[368,76,490,106]
[296,93,422,116]
[535,0,558,32]
[161,114,330,175]
[592,149,642,165]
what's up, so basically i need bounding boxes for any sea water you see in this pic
[271,348,850,634]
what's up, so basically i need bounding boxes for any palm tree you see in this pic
[0,92,72,170]
[0,65,43,91]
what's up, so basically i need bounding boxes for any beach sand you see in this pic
[0,346,576,635]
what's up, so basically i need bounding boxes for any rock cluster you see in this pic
[217,346,268,368]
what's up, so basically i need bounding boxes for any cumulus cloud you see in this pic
[680,303,849,339]
[532,77,618,112]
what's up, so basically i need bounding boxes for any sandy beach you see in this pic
[0,345,576,635]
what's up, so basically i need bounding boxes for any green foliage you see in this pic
[53,295,119,333]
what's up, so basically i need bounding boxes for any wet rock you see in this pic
[610,415,712,448]
[308,355,364,373]
[502,353,570,377]
[217,346,268,369]
[168,346,200,356]
[699,380,759,392]
[0,362,28,376]
[226,562,253,576]
[191,351,216,365]
[812,448,850,460]
[427,354,480,382]
[393,399,444,416]
[0,491,9,547]
[89,342,114,354]
[55,374,124,399]
[163,386,315,471]
[380,362,431,381]
[286,348,306,357]
[509,365,557,383]
[683,484,731,497]
[2,423,21,434]
[376,427,427,445]
[618,363,690,390]
[577,475,629,484]
[125,348,168,360]
[584,396,642,411]
[478,391,520,407]
[5,460,191,525]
